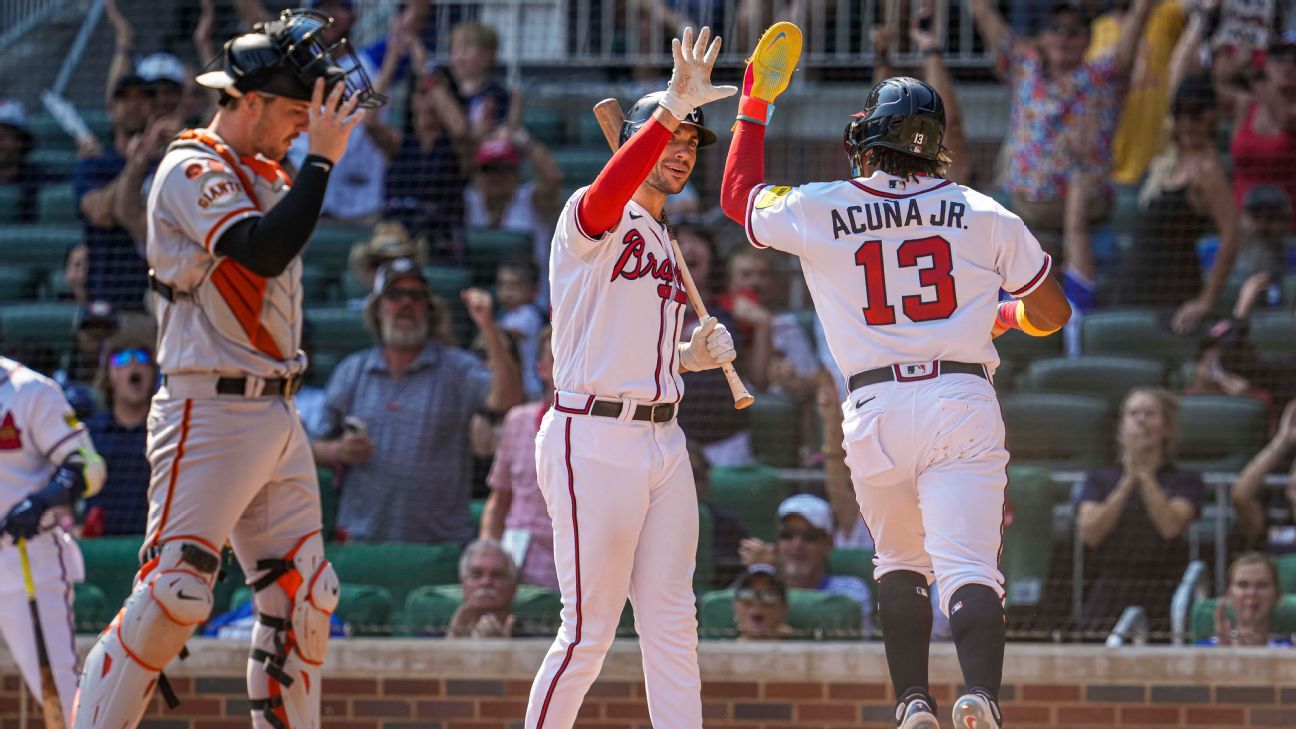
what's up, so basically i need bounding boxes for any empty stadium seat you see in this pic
[305,222,370,273]
[708,462,787,542]
[0,224,81,270]
[1000,392,1112,469]
[994,327,1064,365]
[41,268,70,300]
[575,110,614,146]
[749,391,801,468]
[1190,595,1296,642]
[1279,554,1296,594]
[402,584,563,636]
[233,583,396,636]
[1017,355,1165,405]
[698,588,864,640]
[1002,466,1071,608]
[464,227,531,286]
[299,262,334,304]
[1177,394,1268,471]
[0,265,38,301]
[1081,309,1196,364]
[1249,310,1296,358]
[423,264,472,301]
[326,541,462,605]
[73,582,111,633]
[306,349,342,388]
[28,148,78,179]
[37,184,78,224]
[828,548,877,601]
[78,535,144,609]
[522,106,566,146]
[549,147,611,186]
[696,503,715,592]
[0,184,23,223]
[1,302,80,350]
[304,306,371,354]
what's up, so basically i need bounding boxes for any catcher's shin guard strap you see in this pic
[250,697,288,729]
[736,96,773,125]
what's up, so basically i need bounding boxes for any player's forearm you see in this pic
[481,324,524,413]
[213,154,332,277]
[721,120,767,225]
[577,114,674,237]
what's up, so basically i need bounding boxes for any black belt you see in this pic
[149,272,183,302]
[848,361,988,391]
[164,375,303,398]
[590,399,676,423]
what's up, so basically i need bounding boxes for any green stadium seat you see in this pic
[326,541,462,605]
[695,503,715,592]
[464,227,531,286]
[1177,394,1268,471]
[1278,554,1296,594]
[423,264,472,302]
[575,110,614,146]
[522,106,566,146]
[1,303,80,351]
[0,185,23,223]
[73,582,111,633]
[1017,355,1165,406]
[78,535,144,610]
[83,109,112,142]
[0,265,38,301]
[1190,595,1296,642]
[709,462,787,542]
[994,327,1064,365]
[304,306,371,355]
[37,184,78,224]
[299,262,334,304]
[1002,466,1071,608]
[828,548,877,603]
[549,147,611,186]
[402,583,563,636]
[1001,392,1112,469]
[698,588,864,640]
[1250,310,1296,358]
[26,113,71,150]
[0,224,81,270]
[41,268,71,300]
[749,391,800,468]
[339,268,368,302]
[305,222,370,274]
[1081,309,1196,365]
[306,349,342,388]
[317,466,340,540]
[233,583,395,636]
[28,148,79,179]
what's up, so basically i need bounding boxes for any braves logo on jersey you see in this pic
[610,229,688,304]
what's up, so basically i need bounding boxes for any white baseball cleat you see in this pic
[896,696,940,729]
[951,690,1003,729]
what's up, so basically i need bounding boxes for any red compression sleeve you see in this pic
[576,118,673,237]
[721,119,768,225]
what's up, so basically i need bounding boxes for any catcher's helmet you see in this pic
[197,9,386,109]
[620,91,718,148]
[843,76,945,162]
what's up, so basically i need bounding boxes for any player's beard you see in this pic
[645,164,688,196]
[381,317,429,350]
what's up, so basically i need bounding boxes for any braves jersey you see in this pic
[0,358,89,511]
[147,129,306,379]
[548,187,687,401]
[744,171,1051,377]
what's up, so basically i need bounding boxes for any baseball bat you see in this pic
[592,98,754,410]
[18,537,65,729]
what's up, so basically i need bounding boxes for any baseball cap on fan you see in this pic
[777,493,834,534]
[138,53,188,87]
[475,137,520,170]
[372,256,428,296]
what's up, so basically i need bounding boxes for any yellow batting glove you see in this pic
[735,21,802,128]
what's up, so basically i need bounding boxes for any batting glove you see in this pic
[0,494,49,541]
[681,316,738,372]
[736,21,802,126]
[661,26,737,121]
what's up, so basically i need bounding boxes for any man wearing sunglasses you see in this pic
[74,10,385,729]
[84,331,158,537]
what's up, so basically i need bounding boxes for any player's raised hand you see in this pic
[661,26,737,120]
[307,77,365,163]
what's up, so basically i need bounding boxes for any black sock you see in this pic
[878,570,933,703]
[948,583,1006,699]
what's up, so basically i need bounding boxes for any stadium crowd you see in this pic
[2,0,1296,645]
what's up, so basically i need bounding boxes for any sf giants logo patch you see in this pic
[0,411,21,450]
[609,229,687,304]
[196,172,242,209]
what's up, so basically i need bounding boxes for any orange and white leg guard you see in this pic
[246,532,338,729]
[72,539,219,729]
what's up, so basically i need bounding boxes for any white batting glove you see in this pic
[660,26,738,121]
[680,316,737,372]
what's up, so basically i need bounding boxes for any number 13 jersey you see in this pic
[744,171,1051,376]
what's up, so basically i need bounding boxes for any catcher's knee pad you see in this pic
[73,539,219,729]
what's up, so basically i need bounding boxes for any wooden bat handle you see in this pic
[591,99,754,410]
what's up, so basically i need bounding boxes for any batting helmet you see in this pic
[843,76,945,162]
[197,9,386,109]
[620,91,718,148]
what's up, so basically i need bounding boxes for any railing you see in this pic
[1170,560,1211,646]
[0,0,70,49]
[1105,605,1149,647]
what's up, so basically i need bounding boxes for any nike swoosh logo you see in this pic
[773,32,786,43]
[310,161,332,172]
[855,395,876,408]
[629,211,642,219]
[176,590,203,601]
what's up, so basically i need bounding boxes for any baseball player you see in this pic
[721,25,1071,729]
[0,356,105,724]
[525,27,736,729]
[72,10,383,729]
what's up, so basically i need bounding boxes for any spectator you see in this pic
[312,258,522,545]
[494,258,546,401]
[1116,75,1241,333]
[717,249,775,394]
[446,538,534,638]
[135,53,189,118]
[83,328,156,536]
[1216,30,1296,225]
[1231,185,1294,285]
[1189,273,1296,406]
[446,22,510,139]
[1205,552,1290,646]
[732,563,792,641]
[690,443,750,588]
[481,326,558,589]
[739,494,873,631]
[345,220,427,309]
[385,70,469,258]
[0,99,42,222]
[62,242,89,306]
[1231,400,1296,550]
[465,132,563,308]
[61,301,120,389]
[1076,388,1205,634]
[969,0,1153,261]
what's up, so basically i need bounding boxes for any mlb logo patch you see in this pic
[894,361,937,382]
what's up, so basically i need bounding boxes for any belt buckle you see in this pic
[281,374,297,399]
[649,403,671,422]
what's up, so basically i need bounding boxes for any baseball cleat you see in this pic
[952,690,1003,729]
[896,695,940,729]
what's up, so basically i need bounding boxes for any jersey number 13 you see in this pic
[854,235,958,325]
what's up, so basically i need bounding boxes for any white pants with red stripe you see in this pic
[0,529,82,723]
[842,371,1008,616]
[526,408,702,729]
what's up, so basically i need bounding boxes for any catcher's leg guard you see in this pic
[72,539,220,729]
[247,532,338,729]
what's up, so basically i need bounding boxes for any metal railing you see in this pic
[1170,560,1211,646]
[1105,605,1149,647]
[0,0,70,49]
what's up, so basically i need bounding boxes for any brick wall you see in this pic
[1,639,1291,728]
